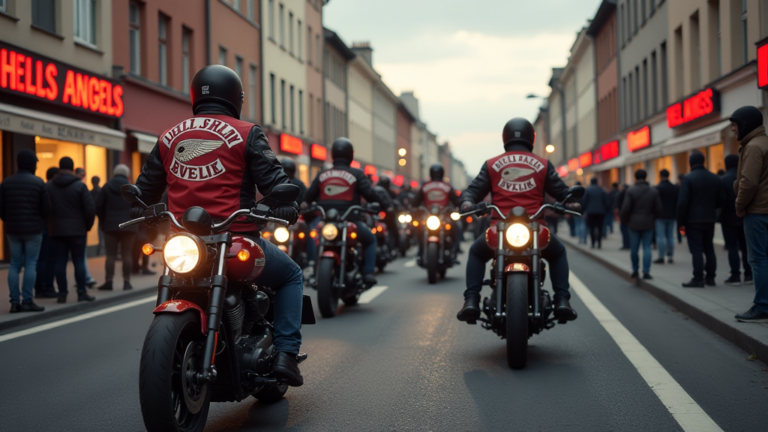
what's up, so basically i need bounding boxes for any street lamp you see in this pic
[398,148,407,157]
[398,158,407,166]
[545,144,555,153]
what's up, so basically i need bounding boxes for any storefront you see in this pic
[0,41,125,259]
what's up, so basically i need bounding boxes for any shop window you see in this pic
[32,0,57,34]
[298,164,309,186]
[132,152,142,183]
[129,2,142,75]
[707,144,725,174]
[85,145,107,247]
[74,0,96,46]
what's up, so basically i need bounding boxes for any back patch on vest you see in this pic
[491,154,545,193]
[162,117,245,182]
[319,169,357,201]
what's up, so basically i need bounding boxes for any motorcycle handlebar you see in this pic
[118,209,289,232]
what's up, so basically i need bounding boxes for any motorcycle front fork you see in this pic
[200,240,230,383]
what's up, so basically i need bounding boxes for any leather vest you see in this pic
[318,168,358,202]
[486,151,548,218]
[421,181,452,209]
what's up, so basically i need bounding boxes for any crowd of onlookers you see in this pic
[0,155,155,313]
[571,105,768,323]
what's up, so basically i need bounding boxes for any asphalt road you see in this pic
[1,239,766,431]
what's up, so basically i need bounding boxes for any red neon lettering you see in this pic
[62,70,76,104]
[15,52,25,93]
[88,76,100,112]
[98,80,108,113]
[34,60,45,97]
[0,48,14,89]
[759,43,768,89]
[44,64,57,100]
[666,88,716,128]
[627,126,651,152]
[75,73,89,108]
[24,56,36,95]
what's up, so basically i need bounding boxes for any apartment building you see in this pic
[323,27,353,169]
[305,0,324,179]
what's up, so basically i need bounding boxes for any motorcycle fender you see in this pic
[302,295,317,325]
[504,263,530,272]
[427,236,440,243]
[321,250,341,265]
[153,300,208,335]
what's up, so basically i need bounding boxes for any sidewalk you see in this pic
[0,255,163,331]
[560,224,768,362]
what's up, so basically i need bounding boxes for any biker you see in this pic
[280,158,307,205]
[376,176,400,252]
[456,118,578,323]
[132,65,305,387]
[303,138,383,286]
[411,164,461,262]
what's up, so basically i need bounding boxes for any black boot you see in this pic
[97,281,113,291]
[554,297,577,321]
[457,296,481,323]
[21,302,45,312]
[123,281,133,291]
[272,351,304,387]
[9,303,21,313]
[78,293,95,302]
[363,274,377,287]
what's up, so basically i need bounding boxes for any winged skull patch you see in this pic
[173,139,224,162]
[501,167,535,182]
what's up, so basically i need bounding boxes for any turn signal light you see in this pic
[298,232,306,239]
[142,244,154,256]
[350,232,358,239]
[262,231,271,239]
[379,211,387,219]
[466,216,473,223]
[371,228,377,233]
[413,221,419,227]
[445,224,451,230]
[376,226,383,232]
[237,249,250,261]
[309,230,317,238]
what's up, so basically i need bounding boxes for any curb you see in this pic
[0,286,155,333]
[565,241,768,362]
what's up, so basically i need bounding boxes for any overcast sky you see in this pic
[324,0,602,176]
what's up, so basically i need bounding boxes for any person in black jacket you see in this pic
[604,183,619,236]
[581,178,609,249]
[90,176,103,255]
[621,169,663,279]
[720,154,752,285]
[95,165,137,291]
[35,167,59,299]
[0,150,51,312]
[280,158,307,205]
[678,151,725,287]
[654,169,679,264]
[47,157,96,303]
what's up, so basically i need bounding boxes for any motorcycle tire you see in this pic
[253,382,289,404]
[317,257,339,318]
[506,273,529,369]
[343,293,360,306]
[399,234,408,256]
[439,268,446,279]
[427,243,439,284]
[139,312,210,432]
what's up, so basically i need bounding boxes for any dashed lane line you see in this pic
[570,272,722,432]
[359,286,388,304]
[404,260,416,268]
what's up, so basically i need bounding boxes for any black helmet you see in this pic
[281,158,296,178]
[331,137,354,164]
[378,175,390,189]
[429,164,444,181]
[502,118,536,150]
[190,65,244,119]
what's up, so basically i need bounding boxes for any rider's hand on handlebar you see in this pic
[565,202,581,211]
[274,206,299,224]
[129,204,144,220]
[460,201,473,213]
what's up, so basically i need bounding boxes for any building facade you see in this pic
[323,27,353,166]
[305,0,324,180]
[372,80,397,173]
[347,44,376,166]
[395,103,414,186]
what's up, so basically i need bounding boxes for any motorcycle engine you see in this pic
[224,292,245,341]
[242,288,270,336]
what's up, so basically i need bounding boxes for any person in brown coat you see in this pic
[732,106,768,323]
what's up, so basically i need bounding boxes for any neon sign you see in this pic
[0,41,123,118]
[310,143,326,160]
[600,140,619,161]
[568,158,579,171]
[579,151,593,168]
[556,166,569,177]
[759,40,768,90]
[279,134,302,154]
[627,126,651,152]
[666,88,719,128]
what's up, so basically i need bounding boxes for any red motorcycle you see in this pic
[119,183,315,432]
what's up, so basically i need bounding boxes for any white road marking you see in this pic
[0,296,156,344]
[358,286,388,304]
[404,260,416,268]
[570,272,722,432]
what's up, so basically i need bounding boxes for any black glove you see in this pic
[129,204,145,220]
[460,201,474,212]
[274,206,299,225]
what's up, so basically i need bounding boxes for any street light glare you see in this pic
[545,144,555,153]
[398,158,407,166]
[398,148,407,157]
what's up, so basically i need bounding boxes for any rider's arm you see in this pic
[542,161,570,202]
[460,162,492,205]
[135,144,168,206]
[304,174,320,205]
[245,126,297,210]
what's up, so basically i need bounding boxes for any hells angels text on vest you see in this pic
[487,151,548,216]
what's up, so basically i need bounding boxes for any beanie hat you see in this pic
[113,164,131,178]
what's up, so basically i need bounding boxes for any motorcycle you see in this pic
[396,212,414,256]
[372,211,397,271]
[310,203,380,318]
[416,206,460,284]
[119,183,316,432]
[263,217,309,268]
[459,185,584,369]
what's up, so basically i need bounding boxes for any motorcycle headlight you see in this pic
[274,227,290,243]
[505,223,531,248]
[398,214,407,223]
[322,224,339,240]
[450,212,460,221]
[164,234,204,274]
[426,215,441,231]
[405,214,412,223]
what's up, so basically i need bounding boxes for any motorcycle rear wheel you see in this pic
[506,273,529,369]
[317,257,339,318]
[427,243,439,284]
[140,312,210,432]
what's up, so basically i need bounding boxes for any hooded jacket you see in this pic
[96,175,138,233]
[0,168,51,235]
[620,180,663,231]
[46,172,95,237]
[735,125,768,215]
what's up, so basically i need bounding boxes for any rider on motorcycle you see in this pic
[411,164,461,262]
[131,65,305,386]
[303,138,384,286]
[281,158,307,205]
[456,118,578,323]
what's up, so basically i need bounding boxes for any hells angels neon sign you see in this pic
[666,88,719,128]
[0,41,124,118]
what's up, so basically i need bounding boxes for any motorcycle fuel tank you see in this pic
[227,236,266,282]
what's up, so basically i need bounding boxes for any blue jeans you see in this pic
[7,234,43,304]
[53,236,87,295]
[655,219,676,259]
[744,214,768,313]
[604,215,614,234]
[629,229,653,274]
[576,217,587,244]
[256,237,303,354]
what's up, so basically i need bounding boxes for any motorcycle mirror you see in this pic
[120,184,148,208]
[267,183,301,204]
[568,185,585,199]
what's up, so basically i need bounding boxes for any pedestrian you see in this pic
[574,181,587,244]
[677,173,685,244]
[720,154,752,286]
[582,178,609,249]
[677,150,724,288]
[74,167,97,288]
[95,165,137,291]
[35,167,59,299]
[605,182,619,236]
[654,169,679,264]
[615,184,631,250]
[90,175,104,255]
[620,169,662,280]
[47,157,96,303]
[0,150,51,312]
[731,106,768,322]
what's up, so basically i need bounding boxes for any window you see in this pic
[0,0,6,13]
[690,12,700,89]
[74,0,97,46]
[233,0,241,11]
[633,0,638,34]
[309,93,314,136]
[268,0,274,39]
[290,85,295,132]
[642,59,648,119]
[315,34,321,67]
[235,56,243,79]
[741,0,748,65]
[270,74,276,124]
[182,29,192,94]
[651,50,657,113]
[660,41,668,106]
[247,0,254,20]
[620,3,626,46]
[129,2,141,75]
[299,90,304,134]
[635,65,640,123]
[158,15,169,86]
[33,0,57,33]
[622,77,627,128]
[307,26,312,65]
[279,4,284,47]
[650,0,655,15]
[628,72,634,125]
[249,65,257,120]
[219,46,227,66]
[673,25,683,99]
[297,20,302,60]
[715,0,721,76]
[641,0,646,25]
[289,12,294,54]
[281,79,286,129]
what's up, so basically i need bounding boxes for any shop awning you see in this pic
[0,102,125,150]
[660,119,730,156]
[132,132,158,154]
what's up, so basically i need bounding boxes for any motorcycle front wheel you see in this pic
[140,312,210,432]
[317,257,339,318]
[427,243,439,284]
[506,273,529,369]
